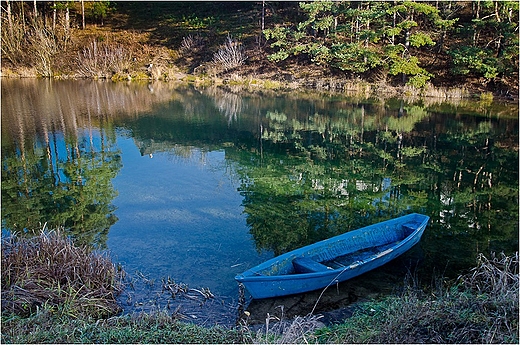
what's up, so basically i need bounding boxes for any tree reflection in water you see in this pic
[2,79,518,274]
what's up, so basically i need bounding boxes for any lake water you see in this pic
[2,79,518,326]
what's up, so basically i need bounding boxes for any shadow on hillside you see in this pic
[108,2,259,49]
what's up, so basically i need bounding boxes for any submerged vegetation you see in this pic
[1,1,518,97]
[1,230,518,343]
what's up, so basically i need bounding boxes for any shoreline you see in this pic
[2,70,517,104]
[2,230,517,343]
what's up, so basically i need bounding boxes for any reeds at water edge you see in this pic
[1,229,124,318]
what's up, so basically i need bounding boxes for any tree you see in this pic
[5,0,12,34]
[263,0,452,87]
[84,0,112,26]
[448,1,519,83]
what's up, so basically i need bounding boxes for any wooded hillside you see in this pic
[1,1,518,97]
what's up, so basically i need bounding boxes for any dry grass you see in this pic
[462,252,519,297]
[1,229,124,319]
[319,252,519,344]
[239,306,324,344]
[76,40,133,78]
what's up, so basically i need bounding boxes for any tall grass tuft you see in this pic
[1,229,124,319]
[240,306,324,344]
[462,252,518,297]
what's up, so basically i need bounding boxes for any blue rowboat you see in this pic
[235,213,429,299]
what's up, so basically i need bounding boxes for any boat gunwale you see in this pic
[235,213,429,282]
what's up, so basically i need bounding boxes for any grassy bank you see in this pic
[2,231,518,344]
[318,252,519,343]
[0,21,472,101]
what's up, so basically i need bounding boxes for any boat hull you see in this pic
[235,213,429,299]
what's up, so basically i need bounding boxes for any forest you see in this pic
[1,1,518,97]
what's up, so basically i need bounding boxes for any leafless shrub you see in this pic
[1,229,124,318]
[2,13,72,77]
[179,34,205,55]
[212,35,247,72]
[77,40,132,78]
[26,18,60,77]
[1,13,27,64]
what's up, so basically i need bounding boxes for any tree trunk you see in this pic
[21,0,26,32]
[33,0,37,18]
[53,1,56,31]
[82,0,85,29]
[404,29,410,53]
[365,17,370,47]
[472,1,481,46]
[65,5,70,36]
[402,30,410,83]
[6,0,12,35]
[496,35,503,57]
[261,0,265,31]
[392,9,396,45]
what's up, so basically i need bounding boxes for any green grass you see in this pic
[2,310,244,344]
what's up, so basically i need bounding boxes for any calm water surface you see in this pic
[2,79,518,326]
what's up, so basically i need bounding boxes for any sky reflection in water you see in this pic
[108,136,270,297]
